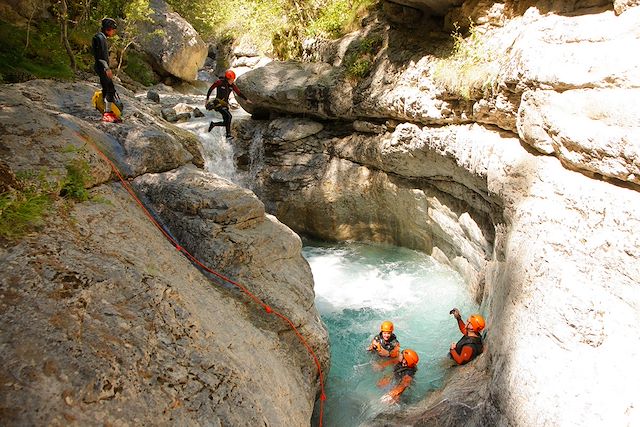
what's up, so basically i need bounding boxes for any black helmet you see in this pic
[101,18,117,30]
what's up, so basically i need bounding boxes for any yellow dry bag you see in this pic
[91,90,123,119]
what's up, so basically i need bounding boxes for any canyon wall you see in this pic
[235,1,640,425]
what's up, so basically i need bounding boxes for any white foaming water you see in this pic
[305,240,479,427]
[175,110,239,182]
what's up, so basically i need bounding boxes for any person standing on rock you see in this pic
[449,308,485,365]
[377,348,419,403]
[205,69,250,138]
[92,18,120,123]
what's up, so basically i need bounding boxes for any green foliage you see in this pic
[124,50,158,86]
[306,0,378,39]
[167,0,379,60]
[60,160,91,202]
[272,27,303,61]
[343,33,383,80]
[432,22,498,100]
[0,20,74,83]
[0,171,54,239]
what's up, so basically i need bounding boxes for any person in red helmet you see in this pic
[449,308,485,365]
[378,348,419,403]
[205,69,251,138]
[367,320,400,359]
[92,18,120,123]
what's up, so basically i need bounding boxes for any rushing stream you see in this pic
[305,239,478,426]
[179,94,479,426]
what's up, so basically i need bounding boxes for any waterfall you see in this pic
[175,107,241,183]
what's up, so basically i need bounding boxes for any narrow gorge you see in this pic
[1,0,639,426]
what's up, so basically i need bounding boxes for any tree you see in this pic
[23,0,42,53]
[114,0,154,76]
[54,0,77,72]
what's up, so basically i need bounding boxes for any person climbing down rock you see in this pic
[378,348,419,403]
[367,320,401,360]
[449,308,485,365]
[92,18,121,123]
[205,69,251,138]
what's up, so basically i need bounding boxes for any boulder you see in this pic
[137,0,207,82]
[236,61,353,120]
[146,89,160,103]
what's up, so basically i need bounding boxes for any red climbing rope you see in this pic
[78,132,326,425]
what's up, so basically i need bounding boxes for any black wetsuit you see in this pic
[453,335,483,364]
[393,363,417,381]
[92,31,115,103]
[206,78,247,136]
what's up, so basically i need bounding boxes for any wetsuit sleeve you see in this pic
[206,80,222,100]
[92,33,109,72]
[378,358,397,369]
[232,83,248,100]
[450,345,474,365]
[457,317,468,335]
[388,374,413,400]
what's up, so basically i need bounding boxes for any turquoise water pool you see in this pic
[304,240,479,426]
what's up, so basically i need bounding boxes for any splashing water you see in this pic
[304,240,479,427]
[175,111,240,182]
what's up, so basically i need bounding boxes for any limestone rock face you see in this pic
[137,0,207,82]
[239,5,640,187]
[233,2,640,425]
[517,89,640,184]
[0,80,328,425]
[235,118,498,291]
[133,165,329,362]
[236,61,352,119]
[615,0,640,14]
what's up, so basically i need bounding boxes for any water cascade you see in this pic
[174,103,241,182]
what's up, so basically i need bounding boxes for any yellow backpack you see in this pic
[91,90,123,119]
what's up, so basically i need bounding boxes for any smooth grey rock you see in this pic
[0,80,328,425]
[147,89,160,103]
[161,107,178,122]
[137,0,207,81]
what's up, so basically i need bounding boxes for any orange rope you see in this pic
[79,132,326,424]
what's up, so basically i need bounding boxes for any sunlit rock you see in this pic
[137,0,207,82]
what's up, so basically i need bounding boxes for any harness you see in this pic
[393,364,417,380]
[374,332,399,352]
[455,334,483,360]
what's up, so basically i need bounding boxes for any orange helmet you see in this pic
[380,321,394,333]
[225,69,236,80]
[402,349,419,368]
[468,314,486,331]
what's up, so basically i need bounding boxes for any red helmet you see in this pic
[402,349,419,368]
[225,70,236,80]
[380,321,394,333]
[468,314,486,331]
